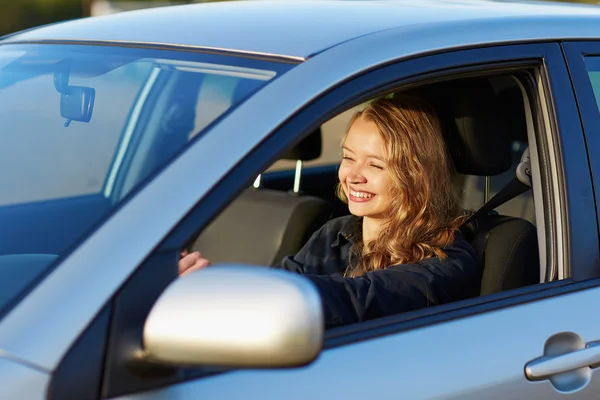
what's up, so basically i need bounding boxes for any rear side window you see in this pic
[267,105,364,171]
[584,57,600,110]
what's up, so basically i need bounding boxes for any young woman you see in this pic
[179,96,478,328]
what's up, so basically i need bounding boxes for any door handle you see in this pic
[525,341,600,381]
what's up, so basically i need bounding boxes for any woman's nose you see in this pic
[347,164,367,184]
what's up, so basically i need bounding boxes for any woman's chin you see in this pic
[348,206,388,220]
[348,205,371,217]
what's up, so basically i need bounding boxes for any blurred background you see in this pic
[0,0,226,36]
[0,0,598,37]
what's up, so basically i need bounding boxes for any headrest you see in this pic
[411,78,512,176]
[281,128,322,161]
[497,87,528,143]
[444,79,512,176]
[516,147,532,187]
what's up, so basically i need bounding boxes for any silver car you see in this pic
[2,0,600,398]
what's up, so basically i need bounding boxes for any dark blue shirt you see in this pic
[279,215,478,328]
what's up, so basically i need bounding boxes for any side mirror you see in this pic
[143,265,324,368]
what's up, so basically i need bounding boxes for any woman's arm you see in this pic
[306,239,478,328]
[278,218,350,275]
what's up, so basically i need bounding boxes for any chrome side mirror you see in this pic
[143,265,324,368]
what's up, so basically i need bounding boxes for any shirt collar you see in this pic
[331,215,362,247]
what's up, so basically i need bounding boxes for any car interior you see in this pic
[187,70,545,305]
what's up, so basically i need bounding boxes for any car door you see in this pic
[62,41,598,400]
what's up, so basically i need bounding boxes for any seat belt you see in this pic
[462,178,530,226]
[462,147,532,227]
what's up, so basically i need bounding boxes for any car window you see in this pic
[187,70,553,315]
[266,105,364,172]
[584,56,600,110]
[0,53,151,206]
[0,43,289,316]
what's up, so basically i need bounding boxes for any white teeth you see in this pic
[350,189,374,198]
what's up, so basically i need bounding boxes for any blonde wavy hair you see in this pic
[337,96,466,278]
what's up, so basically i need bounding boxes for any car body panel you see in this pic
[4,1,600,59]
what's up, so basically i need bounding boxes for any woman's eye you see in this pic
[342,156,354,161]
[370,164,384,170]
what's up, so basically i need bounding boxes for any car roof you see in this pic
[3,0,600,60]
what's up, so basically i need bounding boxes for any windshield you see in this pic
[0,43,289,315]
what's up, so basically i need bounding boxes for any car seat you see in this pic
[189,129,331,267]
[415,78,540,295]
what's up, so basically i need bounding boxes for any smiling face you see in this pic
[338,116,394,220]
[336,96,463,275]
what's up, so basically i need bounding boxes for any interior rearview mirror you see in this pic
[60,86,95,124]
[54,68,95,126]
[143,265,324,368]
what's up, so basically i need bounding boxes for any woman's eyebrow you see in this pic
[368,155,385,162]
[342,146,385,162]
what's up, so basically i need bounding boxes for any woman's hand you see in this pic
[179,249,211,276]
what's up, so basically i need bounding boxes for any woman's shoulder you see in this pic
[444,231,475,254]
[434,231,477,269]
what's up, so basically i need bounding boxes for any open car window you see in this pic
[186,69,553,325]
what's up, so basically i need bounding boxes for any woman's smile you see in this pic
[348,187,376,202]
